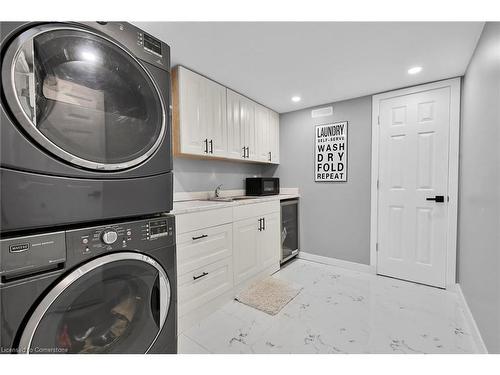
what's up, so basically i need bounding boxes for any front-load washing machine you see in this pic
[0,22,173,234]
[0,215,176,354]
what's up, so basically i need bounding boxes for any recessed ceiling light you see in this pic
[408,66,423,75]
[291,96,301,102]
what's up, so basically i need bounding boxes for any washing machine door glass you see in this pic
[19,253,170,354]
[3,24,165,170]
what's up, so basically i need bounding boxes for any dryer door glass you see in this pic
[21,254,170,354]
[7,26,165,170]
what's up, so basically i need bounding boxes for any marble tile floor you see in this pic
[178,259,479,354]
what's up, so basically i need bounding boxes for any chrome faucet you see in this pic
[215,184,223,198]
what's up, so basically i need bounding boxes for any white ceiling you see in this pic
[134,22,484,113]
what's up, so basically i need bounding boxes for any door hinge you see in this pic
[376,243,379,252]
[377,115,380,125]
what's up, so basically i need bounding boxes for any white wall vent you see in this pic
[311,106,333,118]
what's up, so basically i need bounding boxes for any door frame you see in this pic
[370,77,461,288]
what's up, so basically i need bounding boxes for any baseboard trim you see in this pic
[298,252,375,274]
[452,284,488,354]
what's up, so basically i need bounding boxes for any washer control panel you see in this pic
[148,219,172,240]
[66,216,175,258]
[101,229,118,245]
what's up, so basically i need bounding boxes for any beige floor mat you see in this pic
[235,277,302,315]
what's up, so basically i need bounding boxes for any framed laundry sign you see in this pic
[315,121,348,182]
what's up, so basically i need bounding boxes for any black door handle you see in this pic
[268,151,272,161]
[242,146,246,158]
[204,139,208,153]
[426,195,445,203]
[258,218,262,231]
[209,139,213,153]
[192,234,208,241]
[246,146,249,158]
[262,217,265,231]
[193,272,208,280]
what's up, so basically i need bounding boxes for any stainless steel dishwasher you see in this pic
[280,198,300,264]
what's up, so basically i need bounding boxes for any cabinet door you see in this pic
[258,212,281,270]
[255,104,270,162]
[205,79,227,157]
[233,217,260,285]
[178,68,208,155]
[269,111,280,164]
[227,90,245,159]
[241,97,257,161]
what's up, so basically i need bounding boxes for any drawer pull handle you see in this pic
[192,234,208,241]
[193,272,209,280]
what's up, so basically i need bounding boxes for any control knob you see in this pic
[101,229,118,245]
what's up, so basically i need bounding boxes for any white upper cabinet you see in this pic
[255,104,270,162]
[205,78,228,157]
[227,89,244,159]
[173,66,279,164]
[255,104,280,164]
[241,96,257,161]
[174,66,227,158]
[227,90,259,161]
[175,67,207,156]
[269,110,280,164]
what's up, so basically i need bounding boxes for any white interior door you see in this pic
[377,85,453,288]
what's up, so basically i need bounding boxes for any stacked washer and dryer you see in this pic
[0,22,177,353]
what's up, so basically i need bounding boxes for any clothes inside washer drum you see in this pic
[56,285,141,353]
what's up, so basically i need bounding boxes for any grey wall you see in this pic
[174,157,263,193]
[458,22,500,353]
[263,96,372,264]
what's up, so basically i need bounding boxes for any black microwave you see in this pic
[246,177,280,196]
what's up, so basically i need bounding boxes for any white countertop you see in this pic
[172,193,299,215]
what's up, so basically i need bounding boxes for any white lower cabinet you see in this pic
[233,217,261,285]
[176,223,232,275]
[258,212,281,270]
[177,257,233,318]
[233,211,281,286]
[176,201,282,333]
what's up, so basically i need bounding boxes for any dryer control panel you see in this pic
[66,215,175,259]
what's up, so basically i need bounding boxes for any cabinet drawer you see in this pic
[233,200,280,221]
[177,223,233,275]
[178,257,233,318]
[176,207,233,234]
